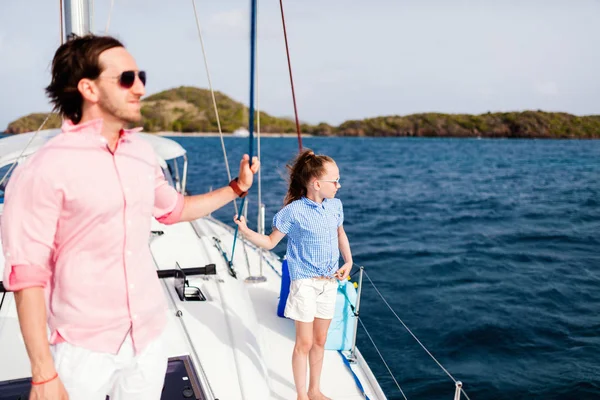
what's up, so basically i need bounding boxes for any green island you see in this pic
[5,86,600,138]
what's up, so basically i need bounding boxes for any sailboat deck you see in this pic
[152,216,386,399]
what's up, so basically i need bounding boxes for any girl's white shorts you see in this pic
[284,278,338,322]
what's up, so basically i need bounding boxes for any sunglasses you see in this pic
[319,177,341,185]
[101,70,146,89]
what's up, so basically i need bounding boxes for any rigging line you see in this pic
[164,281,217,398]
[240,201,252,277]
[256,1,266,271]
[234,231,282,278]
[363,271,472,400]
[262,254,281,277]
[278,0,302,152]
[190,0,238,216]
[214,268,248,397]
[256,2,262,232]
[231,0,258,260]
[194,219,253,397]
[0,114,54,189]
[358,317,408,400]
[2,0,64,191]
[176,224,224,398]
[105,0,115,33]
[149,241,216,399]
[210,216,283,277]
[248,0,257,160]
[0,292,5,312]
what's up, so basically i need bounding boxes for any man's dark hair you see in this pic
[45,34,124,124]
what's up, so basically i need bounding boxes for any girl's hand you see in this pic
[234,215,248,232]
[335,263,352,281]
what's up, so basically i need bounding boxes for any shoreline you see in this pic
[152,132,599,140]
[156,132,313,138]
[1,130,596,140]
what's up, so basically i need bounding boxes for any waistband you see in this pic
[313,276,337,281]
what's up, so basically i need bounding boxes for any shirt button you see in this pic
[126,250,132,256]
[129,284,135,290]
[133,314,138,320]
[127,220,132,226]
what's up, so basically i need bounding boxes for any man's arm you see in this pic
[2,168,67,396]
[179,185,239,222]
[15,288,68,398]
[14,288,56,381]
[178,154,259,222]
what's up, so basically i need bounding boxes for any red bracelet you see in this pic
[31,372,58,386]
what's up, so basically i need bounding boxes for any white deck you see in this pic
[151,215,387,399]
[0,213,386,399]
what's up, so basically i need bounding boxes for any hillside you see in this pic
[140,86,312,134]
[5,87,600,138]
[334,111,600,139]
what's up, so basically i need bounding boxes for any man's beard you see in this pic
[98,96,141,124]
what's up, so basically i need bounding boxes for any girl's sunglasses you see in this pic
[319,177,340,185]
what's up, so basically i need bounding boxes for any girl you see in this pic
[234,149,352,400]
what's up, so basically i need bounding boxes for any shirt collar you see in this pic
[61,118,143,137]
[301,196,328,209]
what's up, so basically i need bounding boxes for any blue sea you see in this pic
[173,136,600,400]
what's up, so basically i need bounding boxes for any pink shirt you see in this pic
[2,119,184,354]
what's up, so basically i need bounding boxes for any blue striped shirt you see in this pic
[273,197,344,281]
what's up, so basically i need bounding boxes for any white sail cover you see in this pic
[0,129,186,167]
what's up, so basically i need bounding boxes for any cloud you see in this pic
[535,81,559,96]
[478,86,495,98]
[205,8,248,37]
[314,68,356,85]
[203,7,280,39]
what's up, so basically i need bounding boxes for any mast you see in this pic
[63,0,92,39]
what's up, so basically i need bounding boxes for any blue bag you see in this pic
[277,257,290,317]
[325,280,358,350]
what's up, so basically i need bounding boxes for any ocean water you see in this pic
[173,136,600,400]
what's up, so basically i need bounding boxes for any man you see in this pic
[1,34,259,400]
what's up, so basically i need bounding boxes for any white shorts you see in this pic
[284,278,338,322]
[50,330,168,400]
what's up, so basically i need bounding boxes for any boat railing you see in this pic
[349,265,471,400]
[165,155,188,195]
[208,203,471,399]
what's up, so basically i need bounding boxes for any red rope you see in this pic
[278,0,303,152]
[59,0,64,44]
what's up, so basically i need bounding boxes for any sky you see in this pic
[1,0,599,130]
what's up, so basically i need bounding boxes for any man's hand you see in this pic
[237,154,260,192]
[335,263,352,281]
[29,375,69,400]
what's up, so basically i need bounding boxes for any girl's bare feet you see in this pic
[307,390,332,400]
